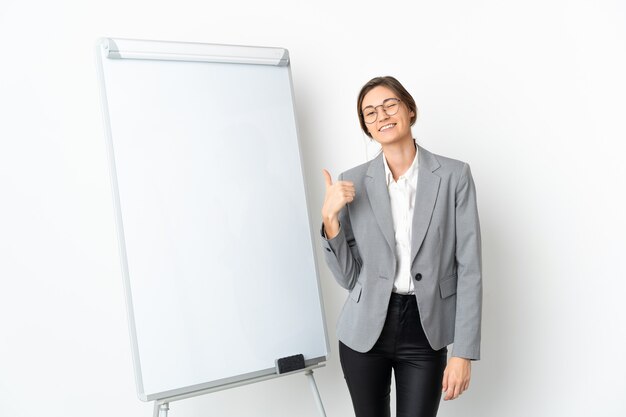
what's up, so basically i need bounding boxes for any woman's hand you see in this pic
[321,169,355,239]
[442,357,471,400]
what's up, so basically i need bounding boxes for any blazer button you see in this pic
[414,273,422,281]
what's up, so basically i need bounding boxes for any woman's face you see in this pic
[361,86,414,146]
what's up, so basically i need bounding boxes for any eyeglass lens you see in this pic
[362,98,400,124]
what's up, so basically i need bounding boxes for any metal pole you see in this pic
[305,370,327,417]
[153,402,169,417]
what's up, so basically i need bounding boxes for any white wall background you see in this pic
[1,0,625,416]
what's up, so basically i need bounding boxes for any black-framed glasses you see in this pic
[361,98,402,124]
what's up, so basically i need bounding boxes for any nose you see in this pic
[374,105,390,122]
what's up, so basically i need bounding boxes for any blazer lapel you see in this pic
[365,153,396,253]
[364,144,442,263]
[410,144,441,265]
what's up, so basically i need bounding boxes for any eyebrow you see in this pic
[361,97,399,111]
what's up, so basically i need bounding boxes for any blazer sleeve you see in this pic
[319,172,362,291]
[451,162,483,361]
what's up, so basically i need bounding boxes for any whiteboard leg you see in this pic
[153,402,169,417]
[305,370,327,417]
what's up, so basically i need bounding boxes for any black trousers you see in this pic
[339,292,448,417]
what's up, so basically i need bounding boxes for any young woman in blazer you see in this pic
[320,76,482,417]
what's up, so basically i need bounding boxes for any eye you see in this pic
[385,103,397,110]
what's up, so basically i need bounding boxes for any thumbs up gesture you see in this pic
[321,169,355,239]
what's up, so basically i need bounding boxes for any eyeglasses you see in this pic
[361,98,402,124]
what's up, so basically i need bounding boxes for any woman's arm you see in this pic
[320,171,362,291]
[442,162,482,400]
[451,162,483,361]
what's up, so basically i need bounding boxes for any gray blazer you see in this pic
[320,143,482,360]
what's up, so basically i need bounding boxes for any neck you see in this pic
[382,136,417,181]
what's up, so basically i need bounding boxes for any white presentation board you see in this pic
[95,38,328,402]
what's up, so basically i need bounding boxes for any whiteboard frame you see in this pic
[95,37,329,402]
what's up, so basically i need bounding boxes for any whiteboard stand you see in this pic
[96,37,330,416]
[305,369,327,417]
[152,364,327,417]
[156,402,169,417]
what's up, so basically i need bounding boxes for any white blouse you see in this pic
[382,139,419,295]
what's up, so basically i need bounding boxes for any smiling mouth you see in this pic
[379,123,396,132]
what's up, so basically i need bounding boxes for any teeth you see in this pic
[380,123,395,131]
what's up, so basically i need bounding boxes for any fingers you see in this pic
[452,381,462,400]
[342,188,355,203]
[322,169,333,188]
[462,377,470,392]
[322,169,355,186]
[322,169,355,197]
[443,375,454,401]
[321,169,355,218]
[336,180,355,195]
[340,182,356,202]
[442,370,470,401]
[443,378,459,401]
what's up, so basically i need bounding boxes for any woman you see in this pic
[320,76,482,417]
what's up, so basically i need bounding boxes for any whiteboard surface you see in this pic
[96,39,328,401]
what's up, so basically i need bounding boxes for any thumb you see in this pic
[322,169,333,188]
